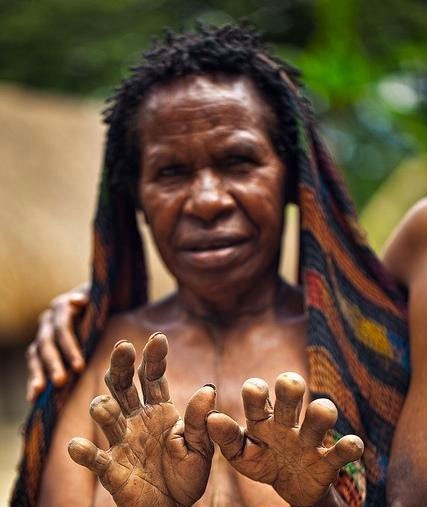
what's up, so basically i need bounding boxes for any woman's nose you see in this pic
[183,169,235,223]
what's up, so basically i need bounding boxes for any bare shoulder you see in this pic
[384,198,427,251]
[382,198,427,286]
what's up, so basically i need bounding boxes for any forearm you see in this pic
[386,283,427,505]
[383,203,427,505]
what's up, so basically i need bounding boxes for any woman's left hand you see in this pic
[207,372,363,507]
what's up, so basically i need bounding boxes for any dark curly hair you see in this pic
[103,23,310,200]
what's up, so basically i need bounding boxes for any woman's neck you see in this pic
[176,271,286,328]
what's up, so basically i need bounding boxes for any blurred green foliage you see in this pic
[1,0,426,208]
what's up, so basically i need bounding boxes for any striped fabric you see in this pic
[301,124,409,505]
[11,66,410,507]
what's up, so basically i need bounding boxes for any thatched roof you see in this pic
[0,85,102,342]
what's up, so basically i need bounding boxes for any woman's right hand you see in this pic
[26,283,90,401]
[68,334,216,507]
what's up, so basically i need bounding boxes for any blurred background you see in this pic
[1,0,426,504]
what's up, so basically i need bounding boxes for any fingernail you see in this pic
[72,358,85,371]
[114,340,130,349]
[351,436,364,450]
[149,332,164,340]
[247,378,265,388]
[282,372,304,384]
[72,293,87,300]
[90,395,111,413]
[206,409,220,417]
[68,438,88,462]
[203,383,216,392]
[53,372,66,385]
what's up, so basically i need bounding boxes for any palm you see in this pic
[207,373,363,507]
[103,404,210,506]
[69,335,215,507]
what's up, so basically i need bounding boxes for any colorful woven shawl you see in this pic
[11,58,410,507]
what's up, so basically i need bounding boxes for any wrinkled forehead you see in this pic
[136,73,278,139]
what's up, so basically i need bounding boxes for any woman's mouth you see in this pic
[183,237,248,251]
[177,235,252,269]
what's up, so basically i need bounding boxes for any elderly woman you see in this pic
[13,25,427,507]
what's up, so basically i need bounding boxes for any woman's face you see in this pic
[137,74,288,296]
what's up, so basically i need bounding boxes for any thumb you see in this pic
[68,437,111,475]
[206,411,245,461]
[184,384,216,458]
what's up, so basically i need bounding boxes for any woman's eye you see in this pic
[158,165,189,178]
[221,156,255,172]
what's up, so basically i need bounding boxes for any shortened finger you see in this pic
[324,435,364,470]
[138,333,170,404]
[274,372,306,427]
[299,398,338,448]
[68,437,111,476]
[242,378,272,425]
[105,341,142,416]
[26,345,46,401]
[90,395,127,446]
[184,384,216,458]
[207,412,245,461]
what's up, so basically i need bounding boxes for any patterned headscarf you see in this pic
[11,28,410,507]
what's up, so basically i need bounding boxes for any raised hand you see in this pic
[68,333,216,507]
[207,372,363,507]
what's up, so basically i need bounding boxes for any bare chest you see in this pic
[165,319,308,507]
[166,319,308,417]
[93,311,308,507]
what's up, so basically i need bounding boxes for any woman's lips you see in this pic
[177,237,252,269]
[181,236,248,251]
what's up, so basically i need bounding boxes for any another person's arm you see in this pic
[37,326,100,507]
[26,283,89,401]
[382,199,427,506]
